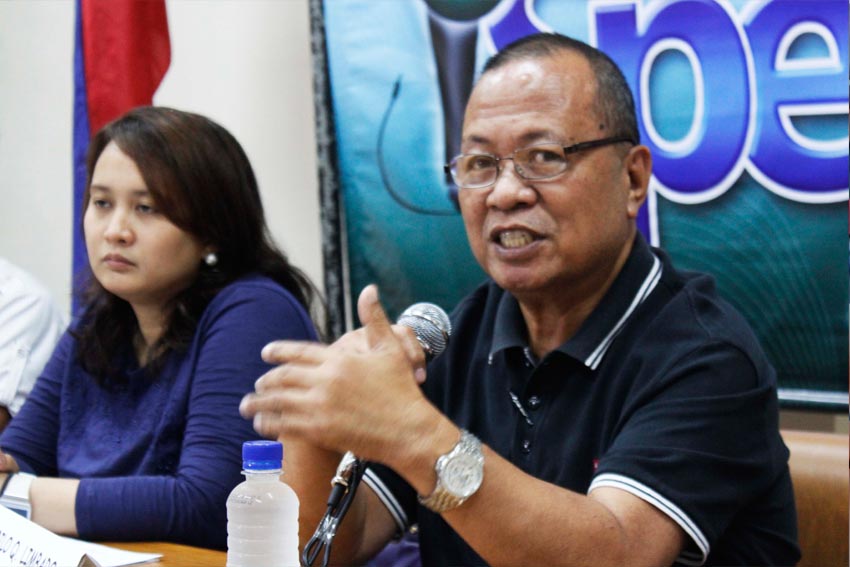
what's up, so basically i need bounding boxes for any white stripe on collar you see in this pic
[585,254,662,370]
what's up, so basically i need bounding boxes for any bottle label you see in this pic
[229,494,261,506]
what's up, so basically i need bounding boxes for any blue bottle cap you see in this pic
[242,440,283,470]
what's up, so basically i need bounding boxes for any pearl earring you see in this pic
[204,252,218,267]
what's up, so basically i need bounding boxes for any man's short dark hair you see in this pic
[482,33,640,144]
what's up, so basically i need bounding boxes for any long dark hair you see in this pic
[75,106,323,383]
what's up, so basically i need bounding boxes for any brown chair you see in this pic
[780,429,848,567]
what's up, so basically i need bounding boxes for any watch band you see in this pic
[0,472,35,519]
[418,429,484,513]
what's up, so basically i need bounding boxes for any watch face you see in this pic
[442,453,484,498]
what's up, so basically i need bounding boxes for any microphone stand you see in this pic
[301,453,365,567]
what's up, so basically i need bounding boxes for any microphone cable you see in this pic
[376,75,459,217]
[301,454,365,567]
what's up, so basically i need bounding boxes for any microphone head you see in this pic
[396,302,452,360]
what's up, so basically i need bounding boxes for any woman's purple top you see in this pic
[0,275,317,549]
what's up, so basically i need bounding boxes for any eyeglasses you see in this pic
[444,136,637,190]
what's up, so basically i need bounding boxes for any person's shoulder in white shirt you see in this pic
[0,258,67,427]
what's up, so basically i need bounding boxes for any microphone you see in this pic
[303,302,451,567]
[396,301,453,361]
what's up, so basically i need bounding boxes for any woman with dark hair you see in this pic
[0,106,321,549]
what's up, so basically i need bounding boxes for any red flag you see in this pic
[72,0,171,304]
[82,0,171,134]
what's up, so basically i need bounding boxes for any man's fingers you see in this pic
[239,390,296,420]
[249,408,313,441]
[357,285,394,350]
[358,285,427,382]
[250,411,285,440]
[240,385,315,425]
[253,357,323,394]
[261,340,328,365]
[241,386,342,450]
[240,389,307,418]
[394,325,428,384]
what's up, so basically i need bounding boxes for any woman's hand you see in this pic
[0,451,19,473]
[0,451,20,490]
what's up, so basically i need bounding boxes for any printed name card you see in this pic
[0,505,160,567]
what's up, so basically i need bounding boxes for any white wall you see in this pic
[0,0,323,316]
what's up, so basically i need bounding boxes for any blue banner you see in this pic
[320,0,848,407]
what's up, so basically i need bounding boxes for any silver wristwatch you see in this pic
[418,429,484,513]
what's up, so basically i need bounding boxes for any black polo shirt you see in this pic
[365,234,799,567]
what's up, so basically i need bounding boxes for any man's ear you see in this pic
[624,145,652,219]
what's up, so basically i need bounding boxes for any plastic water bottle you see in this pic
[226,440,300,566]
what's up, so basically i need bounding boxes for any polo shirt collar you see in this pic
[488,233,662,370]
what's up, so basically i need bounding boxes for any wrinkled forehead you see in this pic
[462,54,599,146]
[476,52,595,98]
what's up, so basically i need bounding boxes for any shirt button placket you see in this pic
[521,396,542,454]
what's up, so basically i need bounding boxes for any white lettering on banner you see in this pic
[589,0,848,204]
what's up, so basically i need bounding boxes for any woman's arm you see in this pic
[0,333,70,476]
[30,477,80,535]
[73,282,318,548]
[2,453,78,535]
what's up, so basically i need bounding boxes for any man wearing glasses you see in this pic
[242,33,799,566]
